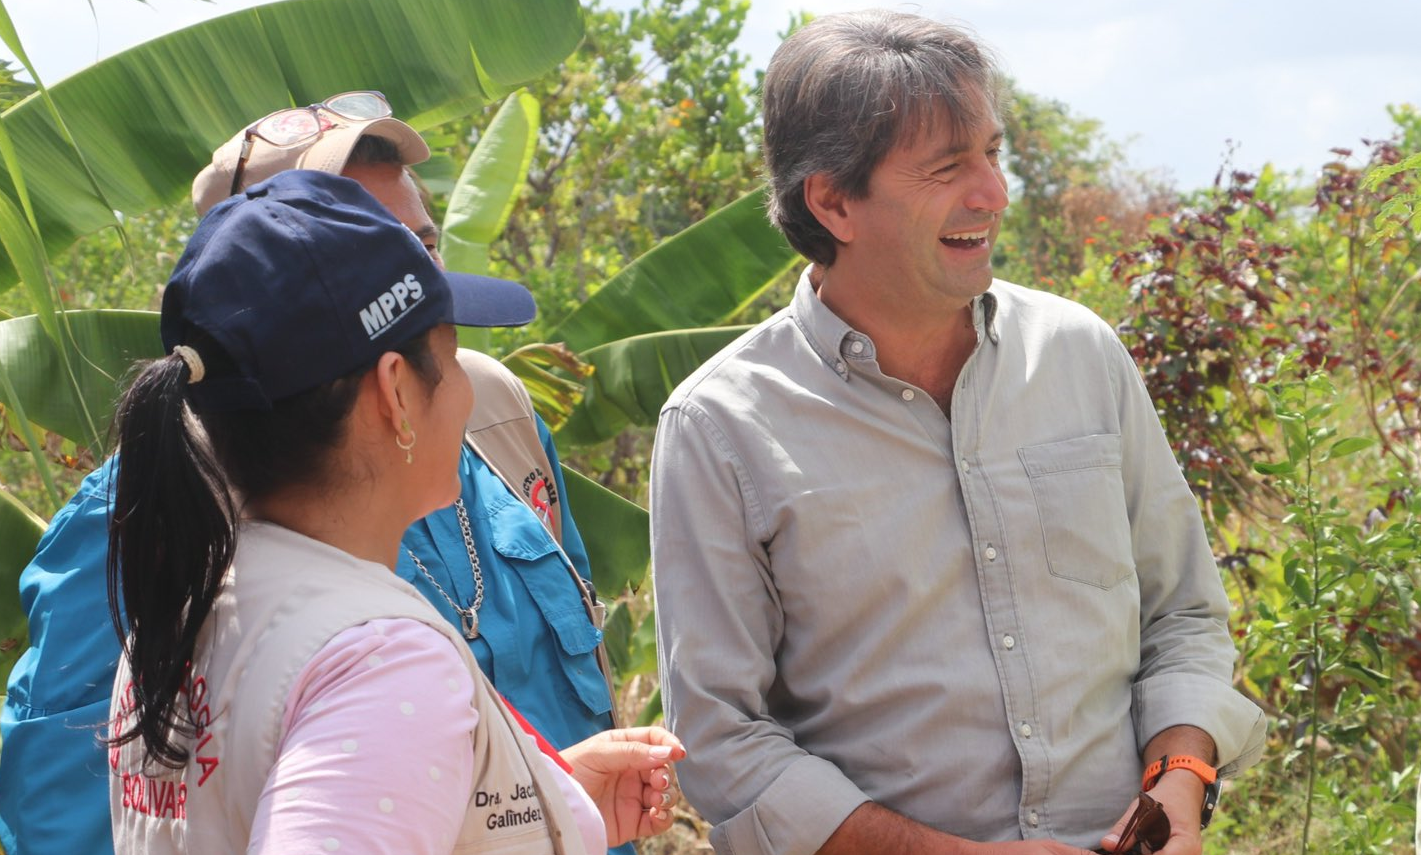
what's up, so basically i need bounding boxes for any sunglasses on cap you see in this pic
[1093,792,1171,855]
[228,91,392,195]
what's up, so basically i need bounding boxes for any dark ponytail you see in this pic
[107,351,236,769]
[106,329,443,770]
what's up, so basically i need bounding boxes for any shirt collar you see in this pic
[790,268,855,379]
[790,267,1001,380]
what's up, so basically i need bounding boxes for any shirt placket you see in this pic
[951,307,1052,838]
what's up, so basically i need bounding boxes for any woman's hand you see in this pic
[560,726,687,846]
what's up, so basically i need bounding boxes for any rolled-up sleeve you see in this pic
[652,403,869,855]
[1109,335,1266,775]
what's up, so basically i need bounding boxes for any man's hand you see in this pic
[1101,724,1217,854]
[975,843,1098,854]
[1098,771,1205,855]
[818,802,1095,855]
[560,726,687,846]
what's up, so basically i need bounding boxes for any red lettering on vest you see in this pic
[119,774,188,820]
[111,668,221,807]
[188,676,207,715]
[197,753,220,787]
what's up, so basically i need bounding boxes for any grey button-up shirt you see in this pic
[651,271,1265,855]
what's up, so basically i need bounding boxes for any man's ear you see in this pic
[803,173,855,243]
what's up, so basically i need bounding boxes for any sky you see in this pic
[4,0,1419,190]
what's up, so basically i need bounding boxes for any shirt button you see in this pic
[1019,722,1033,739]
[984,545,998,561]
[1003,634,1015,650]
[835,360,845,372]
[901,389,915,401]
[960,460,971,474]
[849,340,865,354]
[1028,810,1040,828]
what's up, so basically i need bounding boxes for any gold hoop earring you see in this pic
[396,421,416,464]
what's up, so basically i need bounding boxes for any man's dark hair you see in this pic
[346,133,405,167]
[762,10,1007,265]
[347,134,434,217]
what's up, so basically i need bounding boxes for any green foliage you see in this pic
[437,0,764,346]
[1362,106,1421,244]
[439,90,541,278]
[1219,362,1420,855]
[0,57,31,112]
[0,0,585,292]
[550,187,792,353]
[0,488,42,684]
[995,86,1175,308]
[1108,167,1305,523]
[0,0,588,688]
[561,464,650,598]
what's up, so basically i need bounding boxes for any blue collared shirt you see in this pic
[1,417,622,855]
[396,431,615,749]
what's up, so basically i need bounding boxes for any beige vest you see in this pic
[108,522,589,855]
[459,349,564,542]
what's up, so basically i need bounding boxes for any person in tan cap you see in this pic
[1,93,649,855]
[192,90,446,264]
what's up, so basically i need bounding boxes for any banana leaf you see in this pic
[556,325,752,447]
[0,0,584,291]
[0,488,44,688]
[0,311,161,449]
[560,464,648,597]
[0,191,65,501]
[602,600,659,690]
[440,89,539,277]
[550,187,799,353]
[444,88,540,356]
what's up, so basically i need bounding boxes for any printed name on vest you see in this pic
[119,773,187,820]
[360,273,425,340]
[476,781,547,832]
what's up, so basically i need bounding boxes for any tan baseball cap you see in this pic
[192,112,430,215]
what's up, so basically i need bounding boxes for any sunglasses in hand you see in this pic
[1092,791,1170,855]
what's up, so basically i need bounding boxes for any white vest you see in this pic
[108,522,588,855]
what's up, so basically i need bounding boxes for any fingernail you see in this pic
[661,791,672,806]
[1101,834,1119,847]
[650,746,673,759]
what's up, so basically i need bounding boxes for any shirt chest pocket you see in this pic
[1017,433,1134,590]
[488,501,612,718]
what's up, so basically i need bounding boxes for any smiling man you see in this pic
[650,10,1265,855]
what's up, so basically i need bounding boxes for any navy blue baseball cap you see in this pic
[160,169,536,412]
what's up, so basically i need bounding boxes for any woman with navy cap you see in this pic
[103,169,681,855]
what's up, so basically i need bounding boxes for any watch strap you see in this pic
[1142,754,1218,790]
[1142,754,1222,829]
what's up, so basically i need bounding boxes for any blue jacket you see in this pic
[0,418,627,855]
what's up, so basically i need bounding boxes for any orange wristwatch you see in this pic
[1142,754,1221,828]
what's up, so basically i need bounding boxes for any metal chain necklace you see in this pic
[405,498,484,639]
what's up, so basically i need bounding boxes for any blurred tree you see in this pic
[996,86,1176,308]
[428,0,764,347]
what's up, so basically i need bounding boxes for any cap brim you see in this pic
[443,273,537,328]
[297,116,430,175]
